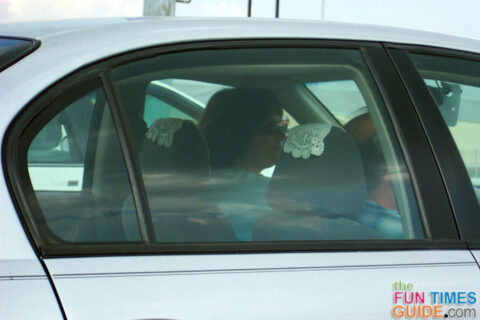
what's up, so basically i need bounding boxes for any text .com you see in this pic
[392,281,477,319]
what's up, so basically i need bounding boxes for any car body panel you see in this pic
[0,181,39,259]
[0,259,63,319]
[473,250,480,266]
[46,251,479,319]
[0,163,58,318]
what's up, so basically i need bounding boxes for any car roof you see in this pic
[1,17,480,54]
[1,18,479,135]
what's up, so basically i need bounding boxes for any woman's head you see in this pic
[198,87,285,172]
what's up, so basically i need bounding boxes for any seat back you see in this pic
[122,118,235,242]
[253,123,378,240]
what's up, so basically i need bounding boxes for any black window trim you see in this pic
[361,45,459,240]
[100,70,156,243]
[384,43,480,245]
[3,76,105,255]
[0,36,40,72]
[3,39,465,258]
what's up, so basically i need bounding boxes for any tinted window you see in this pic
[0,37,37,71]
[113,47,424,242]
[409,53,480,202]
[305,80,367,125]
[25,82,141,242]
[28,92,94,191]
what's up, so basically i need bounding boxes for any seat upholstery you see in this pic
[122,118,236,242]
[253,124,380,241]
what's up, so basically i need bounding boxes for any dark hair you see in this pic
[198,87,282,170]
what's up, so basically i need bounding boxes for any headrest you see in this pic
[123,118,236,242]
[138,118,210,205]
[266,124,367,216]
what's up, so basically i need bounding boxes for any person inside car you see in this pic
[344,113,404,238]
[198,87,287,241]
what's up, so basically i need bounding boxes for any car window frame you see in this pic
[0,36,40,72]
[3,39,465,258]
[4,77,106,253]
[385,44,480,244]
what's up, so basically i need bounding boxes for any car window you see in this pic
[408,53,480,202]
[157,79,231,105]
[113,47,424,242]
[24,81,141,242]
[0,37,37,71]
[144,94,195,126]
[305,80,367,125]
[13,46,428,248]
[28,93,94,191]
[143,80,228,127]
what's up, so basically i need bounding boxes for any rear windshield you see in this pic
[0,37,38,72]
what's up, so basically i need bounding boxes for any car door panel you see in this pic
[45,251,479,319]
[0,183,63,319]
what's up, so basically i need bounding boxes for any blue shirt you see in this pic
[355,201,404,239]
[211,168,272,241]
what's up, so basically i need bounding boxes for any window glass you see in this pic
[26,83,141,242]
[143,80,228,127]
[28,92,94,191]
[305,80,367,125]
[0,37,36,71]
[144,94,194,127]
[113,47,423,242]
[409,53,480,200]
[156,79,230,106]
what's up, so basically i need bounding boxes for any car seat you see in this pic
[253,123,381,241]
[122,118,236,242]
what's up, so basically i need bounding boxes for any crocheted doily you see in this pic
[145,118,184,148]
[283,123,332,159]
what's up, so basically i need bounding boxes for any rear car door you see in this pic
[5,40,480,319]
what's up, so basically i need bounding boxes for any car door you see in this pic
[5,40,480,320]
[386,45,480,259]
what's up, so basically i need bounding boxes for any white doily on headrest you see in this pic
[145,118,184,148]
[283,123,332,159]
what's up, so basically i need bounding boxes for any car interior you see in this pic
[25,48,426,246]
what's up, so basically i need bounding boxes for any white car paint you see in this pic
[0,259,63,319]
[46,251,478,319]
[473,250,480,266]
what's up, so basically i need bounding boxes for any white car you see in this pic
[1,18,479,319]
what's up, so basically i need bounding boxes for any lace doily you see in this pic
[145,118,184,148]
[283,123,332,159]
